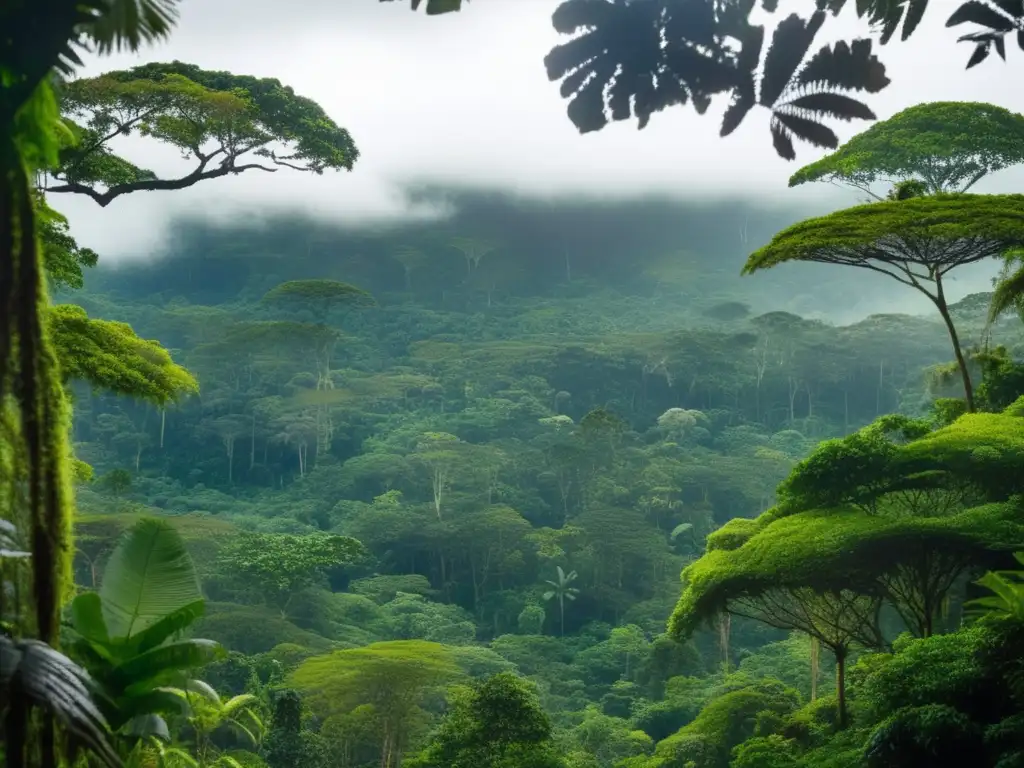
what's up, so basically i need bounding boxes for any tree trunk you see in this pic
[835,647,849,728]
[810,636,820,701]
[159,408,166,448]
[931,275,976,412]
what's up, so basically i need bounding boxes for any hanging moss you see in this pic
[1,79,78,643]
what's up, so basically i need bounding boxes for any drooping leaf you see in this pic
[0,637,122,768]
[113,639,224,691]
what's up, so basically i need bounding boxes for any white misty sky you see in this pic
[55,0,1024,260]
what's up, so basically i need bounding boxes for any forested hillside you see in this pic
[60,191,1024,767]
[6,3,1024,768]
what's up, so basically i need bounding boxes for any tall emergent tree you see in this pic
[742,194,1024,412]
[787,101,1024,199]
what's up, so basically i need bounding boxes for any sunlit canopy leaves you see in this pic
[48,303,198,405]
[261,279,376,316]
[743,194,1024,278]
[669,501,1024,640]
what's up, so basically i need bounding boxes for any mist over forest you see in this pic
[79,189,997,323]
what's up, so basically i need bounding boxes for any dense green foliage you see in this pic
[51,184,1024,767]
[788,101,1024,197]
[8,4,1024,768]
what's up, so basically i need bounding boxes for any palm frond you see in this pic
[988,253,1024,323]
[815,0,930,42]
[0,636,122,768]
[756,11,887,159]
[83,0,180,55]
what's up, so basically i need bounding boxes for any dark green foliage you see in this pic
[409,672,561,768]
[36,193,97,290]
[864,704,983,768]
[261,690,326,768]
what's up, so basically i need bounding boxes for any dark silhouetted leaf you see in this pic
[967,41,993,66]
[771,121,796,160]
[1,637,122,768]
[720,85,756,137]
[775,112,840,149]
[788,92,876,121]
[759,12,826,107]
[947,1,1015,29]
[800,39,890,93]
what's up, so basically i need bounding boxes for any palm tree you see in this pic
[176,682,265,767]
[989,251,1024,326]
[542,566,580,636]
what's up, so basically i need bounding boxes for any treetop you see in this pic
[788,101,1024,193]
[743,194,1024,275]
[669,500,1024,641]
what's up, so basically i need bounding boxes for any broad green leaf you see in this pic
[113,639,223,690]
[127,599,205,655]
[100,518,203,640]
[70,592,110,645]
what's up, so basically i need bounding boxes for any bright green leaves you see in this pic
[744,194,1024,275]
[966,553,1024,622]
[788,101,1024,194]
[47,62,360,206]
[218,531,366,615]
[48,303,198,405]
[35,192,97,290]
[65,518,223,736]
[95,517,203,641]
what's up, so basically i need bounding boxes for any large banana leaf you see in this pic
[113,639,224,691]
[100,518,202,640]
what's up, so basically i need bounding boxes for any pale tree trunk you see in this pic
[718,613,731,673]
[810,636,820,701]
